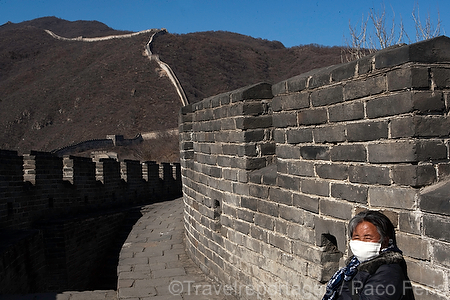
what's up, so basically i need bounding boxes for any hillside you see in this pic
[0,17,344,161]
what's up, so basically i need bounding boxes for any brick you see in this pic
[312,125,346,143]
[293,193,319,213]
[250,224,268,242]
[286,128,313,144]
[437,163,450,179]
[273,112,297,128]
[242,101,266,116]
[274,128,286,143]
[309,66,333,88]
[396,233,429,260]
[259,142,276,156]
[392,116,450,139]
[367,91,445,119]
[292,240,322,263]
[286,73,309,93]
[366,92,413,118]
[243,129,265,142]
[268,232,292,252]
[277,174,301,190]
[230,82,273,101]
[272,80,287,96]
[233,182,250,195]
[287,223,315,244]
[301,178,329,197]
[328,101,364,122]
[279,204,304,223]
[234,219,251,234]
[236,115,272,129]
[274,218,289,235]
[406,259,446,289]
[367,141,421,163]
[254,212,274,230]
[331,60,357,82]
[432,240,450,268]
[373,43,409,68]
[269,187,293,205]
[297,108,327,125]
[431,67,450,88]
[300,146,330,160]
[241,197,258,211]
[213,104,229,119]
[272,93,309,111]
[257,199,279,217]
[349,165,390,185]
[331,183,368,204]
[330,144,366,162]
[220,118,236,130]
[399,211,422,235]
[411,91,445,113]
[415,140,448,161]
[387,67,429,91]
[357,55,372,75]
[368,186,417,209]
[346,121,388,142]
[310,85,343,107]
[390,117,416,138]
[249,184,269,198]
[245,157,268,170]
[392,164,436,187]
[319,198,353,220]
[344,75,385,100]
[276,144,300,159]
[420,181,450,215]
[316,163,348,180]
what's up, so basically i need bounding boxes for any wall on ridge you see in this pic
[180,36,450,300]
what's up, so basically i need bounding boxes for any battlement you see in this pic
[0,149,181,230]
[180,36,450,300]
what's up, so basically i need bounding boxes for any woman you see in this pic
[323,210,415,300]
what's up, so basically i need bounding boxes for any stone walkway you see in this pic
[0,198,237,300]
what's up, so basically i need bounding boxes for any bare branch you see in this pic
[344,3,444,62]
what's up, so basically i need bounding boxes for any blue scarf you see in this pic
[322,244,402,300]
[322,256,360,300]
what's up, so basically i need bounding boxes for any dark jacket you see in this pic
[338,251,415,300]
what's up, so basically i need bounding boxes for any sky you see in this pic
[0,0,448,48]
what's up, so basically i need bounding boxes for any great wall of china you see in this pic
[0,149,182,293]
[44,28,186,157]
[2,26,450,299]
[179,36,450,300]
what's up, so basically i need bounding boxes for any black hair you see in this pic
[348,210,396,245]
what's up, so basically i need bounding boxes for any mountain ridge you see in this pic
[0,17,344,161]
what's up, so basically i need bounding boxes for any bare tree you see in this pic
[411,3,442,42]
[343,3,442,62]
[367,4,405,49]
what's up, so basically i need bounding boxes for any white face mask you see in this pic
[349,240,381,262]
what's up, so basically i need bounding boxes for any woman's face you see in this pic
[351,221,381,243]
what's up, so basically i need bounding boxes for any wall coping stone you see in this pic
[272,36,450,96]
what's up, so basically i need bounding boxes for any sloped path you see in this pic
[116,198,237,300]
[0,198,237,300]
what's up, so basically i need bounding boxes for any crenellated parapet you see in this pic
[0,150,182,231]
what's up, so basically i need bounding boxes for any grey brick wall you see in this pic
[180,37,450,300]
[0,151,182,293]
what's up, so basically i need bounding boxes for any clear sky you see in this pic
[0,0,447,48]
